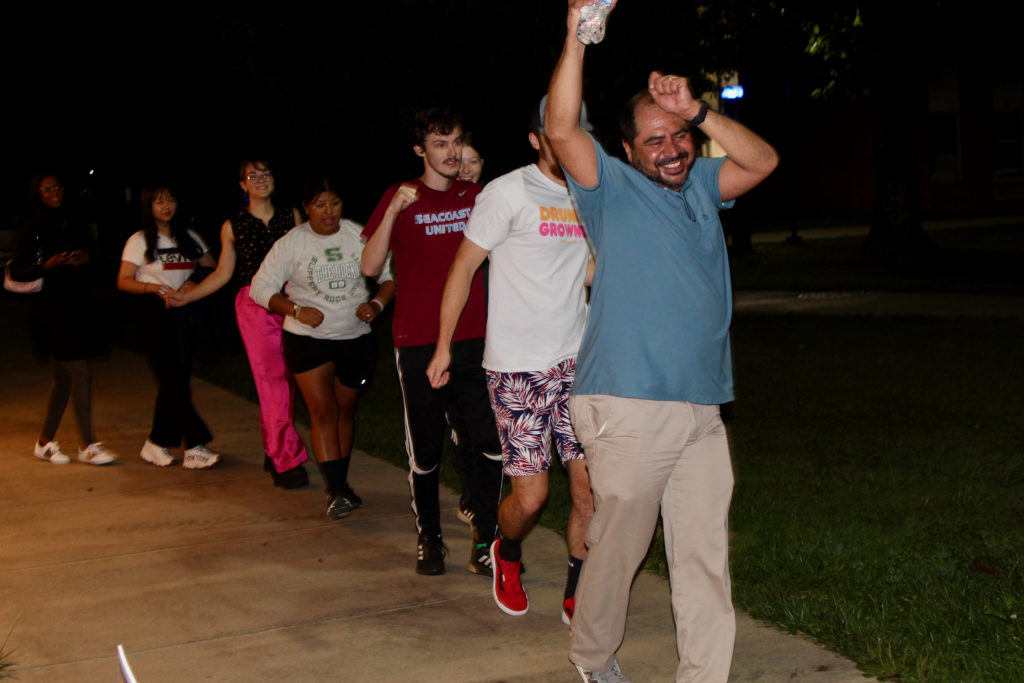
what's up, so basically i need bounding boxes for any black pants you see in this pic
[41,359,93,444]
[138,298,212,449]
[395,339,502,539]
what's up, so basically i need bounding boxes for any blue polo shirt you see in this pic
[565,135,735,405]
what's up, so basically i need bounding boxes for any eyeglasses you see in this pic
[40,184,64,193]
[246,172,273,182]
[311,199,342,210]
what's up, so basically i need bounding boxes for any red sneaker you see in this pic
[490,538,528,615]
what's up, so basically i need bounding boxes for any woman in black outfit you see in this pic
[116,184,220,469]
[8,173,118,465]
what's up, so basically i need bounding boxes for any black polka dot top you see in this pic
[232,206,297,285]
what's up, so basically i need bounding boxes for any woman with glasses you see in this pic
[8,172,118,466]
[117,184,220,469]
[249,174,394,519]
[167,160,311,488]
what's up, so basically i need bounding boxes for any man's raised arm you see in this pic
[545,1,616,188]
[647,71,778,202]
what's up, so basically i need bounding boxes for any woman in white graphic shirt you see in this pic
[117,184,220,470]
[250,174,394,519]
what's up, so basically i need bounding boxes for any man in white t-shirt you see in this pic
[426,98,595,625]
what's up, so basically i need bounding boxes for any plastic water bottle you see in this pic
[576,0,612,45]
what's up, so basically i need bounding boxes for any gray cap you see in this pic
[532,94,594,133]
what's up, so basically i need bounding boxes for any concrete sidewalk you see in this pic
[735,290,1024,318]
[0,302,867,682]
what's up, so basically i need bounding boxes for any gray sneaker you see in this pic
[575,658,631,683]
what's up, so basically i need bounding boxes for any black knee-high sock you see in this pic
[565,556,584,599]
[319,458,349,495]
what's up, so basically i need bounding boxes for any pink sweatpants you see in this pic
[236,286,308,472]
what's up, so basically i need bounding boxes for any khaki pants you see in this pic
[569,395,735,682]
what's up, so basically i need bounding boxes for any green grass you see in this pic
[177,224,1024,681]
[725,316,1024,682]
[731,225,1024,294]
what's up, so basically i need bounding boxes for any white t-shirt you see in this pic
[249,220,393,340]
[465,164,591,372]
[121,229,210,289]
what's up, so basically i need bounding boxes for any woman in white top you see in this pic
[116,185,220,470]
[250,175,395,519]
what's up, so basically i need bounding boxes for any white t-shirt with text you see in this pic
[465,164,591,372]
[250,220,392,340]
[121,229,209,289]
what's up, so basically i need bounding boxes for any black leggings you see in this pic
[41,359,93,445]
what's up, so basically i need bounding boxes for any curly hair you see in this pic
[410,107,464,148]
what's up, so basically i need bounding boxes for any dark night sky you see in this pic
[5,3,585,230]
[6,2,749,235]
[4,0,1012,244]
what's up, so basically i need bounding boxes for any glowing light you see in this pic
[721,85,745,100]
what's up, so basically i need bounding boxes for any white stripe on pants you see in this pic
[568,394,735,682]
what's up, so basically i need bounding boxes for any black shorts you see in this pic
[282,331,377,389]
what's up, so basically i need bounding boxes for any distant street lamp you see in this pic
[721,85,745,100]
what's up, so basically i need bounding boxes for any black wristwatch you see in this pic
[686,101,709,126]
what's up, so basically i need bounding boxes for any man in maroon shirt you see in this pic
[362,107,502,577]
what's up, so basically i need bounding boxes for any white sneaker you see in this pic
[78,442,119,465]
[183,444,220,470]
[34,441,71,465]
[140,440,174,467]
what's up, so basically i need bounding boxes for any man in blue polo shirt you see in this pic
[546,2,779,681]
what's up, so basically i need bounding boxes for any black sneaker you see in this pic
[467,542,493,576]
[270,460,309,489]
[457,494,474,526]
[325,485,363,520]
[416,534,448,575]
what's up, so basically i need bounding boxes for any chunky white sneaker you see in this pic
[140,440,174,467]
[183,444,220,470]
[34,441,71,465]
[78,442,118,465]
